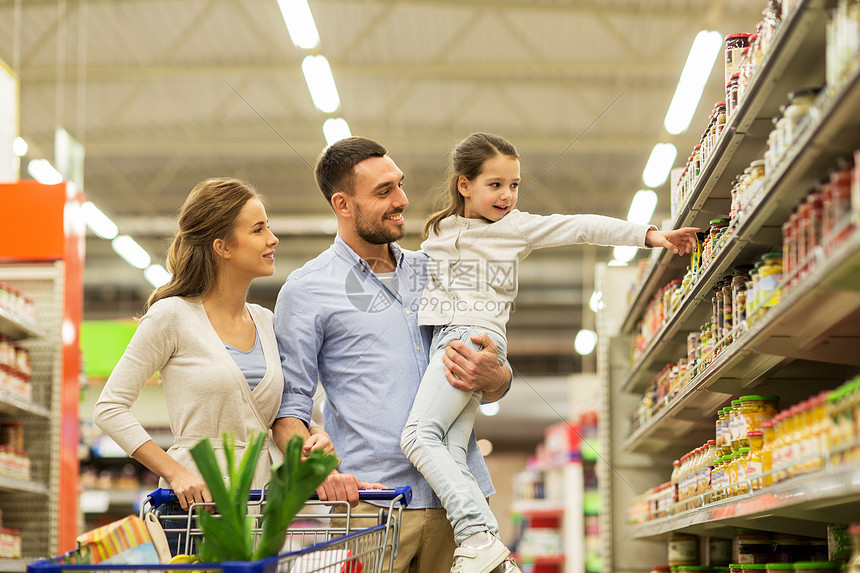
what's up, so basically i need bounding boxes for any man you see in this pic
[273,137,517,573]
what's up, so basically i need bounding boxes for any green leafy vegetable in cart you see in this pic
[189,432,338,562]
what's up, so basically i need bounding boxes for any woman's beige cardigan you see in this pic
[94,297,285,490]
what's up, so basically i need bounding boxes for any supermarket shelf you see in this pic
[0,308,44,342]
[0,394,49,419]
[618,0,831,336]
[0,475,48,496]
[514,554,566,565]
[0,559,31,572]
[628,462,860,539]
[624,227,860,456]
[512,500,565,518]
[620,57,860,395]
[80,489,148,513]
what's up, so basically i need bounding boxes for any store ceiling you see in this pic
[2,0,760,447]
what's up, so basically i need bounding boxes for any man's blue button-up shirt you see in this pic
[274,235,494,508]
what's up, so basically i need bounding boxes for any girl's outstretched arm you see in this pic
[645,227,701,255]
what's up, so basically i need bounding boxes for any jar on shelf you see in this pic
[710,455,726,501]
[761,421,775,487]
[727,451,740,497]
[725,33,752,90]
[739,395,779,442]
[720,407,733,456]
[716,407,728,453]
[722,277,735,343]
[783,212,798,279]
[746,430,764,491]
[669,532,700,567]
[735,530,774,564]
[708,218,732,261]
[805,189,825,263]
[783,89,819,148]
[738,46,753,105]
[732,266,752,331]
[729,399,744,452]
[688,331,701,371]
[728,73,741,117]
[736,448,751,495]
[741,565,767,573]
[744,160,767,215]
[713,282,725,345]
[826,161,853,244]
[757,253,784,310]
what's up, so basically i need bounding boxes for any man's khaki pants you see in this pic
[335,501,456,573]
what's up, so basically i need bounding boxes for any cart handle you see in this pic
[146,486,412,508]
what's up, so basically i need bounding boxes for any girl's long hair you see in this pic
[146,177,260,310]
[423,132,519,237]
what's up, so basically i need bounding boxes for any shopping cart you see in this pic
[29,487,411,573]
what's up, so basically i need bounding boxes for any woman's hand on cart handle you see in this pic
[315,469,385,507]
[167,468,212,511]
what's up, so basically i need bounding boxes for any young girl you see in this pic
[400,133,698,573]
[94,178,333,516]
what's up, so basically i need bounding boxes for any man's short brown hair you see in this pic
[315,137,387,204]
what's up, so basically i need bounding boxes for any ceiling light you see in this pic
[323,118,352,145]
[664,30,724,135]
[144,264,172,288]
[277,0,320,50]
[627,190,658,225]
[302,55,340,113]
[111,235,151,269]
[612,245,639,264]
[477,438,494,456]
[12,137,28,157]
[608,259,628,267]
[479,402,500,417]
[574,329,598,356]
[81,201,118,240]
[589,290,604,313]
[642,143,677,188]
[27,159,63,185]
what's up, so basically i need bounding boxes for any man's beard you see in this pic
[354,207,405,245]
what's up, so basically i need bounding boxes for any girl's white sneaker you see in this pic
[450,535,509,573]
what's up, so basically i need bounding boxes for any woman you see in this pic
[94,177,332,513]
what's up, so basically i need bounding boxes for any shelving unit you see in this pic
[619,0,832,338]
[628,461,860,539]
[598,0,860,570]
[0,180,85,560]
[512,461,584,573]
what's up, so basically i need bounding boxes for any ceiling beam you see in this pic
[18,60,681,84]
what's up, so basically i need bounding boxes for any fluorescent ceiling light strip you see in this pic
[277,0,320,49]
[574,329,598,356]
[111,235,151,269]
[81,201,119,240]
[613,245,639,264]
[627,190,658,225]
[144,264,172,288]
[12,137,28,157]
[302,55,340,113]
[664,30,724,135]
[27,159,63,185]
[323,118,352,145]
[642,143,678,188]
[479,402,500,417]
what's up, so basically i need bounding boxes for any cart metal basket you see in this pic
[29,487,411,573]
